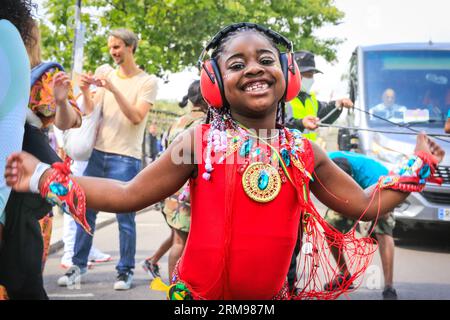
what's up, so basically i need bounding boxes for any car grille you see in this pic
[422,191,450,205]
[420,167,450,204]
[435,166,450,185]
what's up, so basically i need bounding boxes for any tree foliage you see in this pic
[40,0,344,75]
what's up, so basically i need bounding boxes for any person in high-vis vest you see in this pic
[285,50,353,141]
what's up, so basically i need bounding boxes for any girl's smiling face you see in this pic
[217,31,286,121]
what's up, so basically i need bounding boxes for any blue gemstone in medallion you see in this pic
[258,170,269,190]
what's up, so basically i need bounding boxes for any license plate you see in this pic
[438,208,450,221]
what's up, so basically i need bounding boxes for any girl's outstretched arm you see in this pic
[310,133,445,221]
[5,128,197,214]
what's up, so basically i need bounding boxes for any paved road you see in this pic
[347,224,450,300]
[43,206,450,300]
[44,207,168,300]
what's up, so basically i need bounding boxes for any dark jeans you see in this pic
[72,149,141,274]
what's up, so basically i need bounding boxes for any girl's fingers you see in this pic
[6,160,17,169]
[415,132,430,153]
[6,176,18,186]
[4,155,23,186]
[5,160,19,172]
[417,132,427,143]
[4,167,17,182]
[6,153,21,165]
[429,140,438,154]
[426,138,445,162]
[3,167,11,177]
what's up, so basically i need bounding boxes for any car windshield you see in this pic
[364,49,450,127]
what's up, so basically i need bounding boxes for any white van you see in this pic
[338,43,450,230]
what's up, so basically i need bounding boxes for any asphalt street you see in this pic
[42,206,450,300]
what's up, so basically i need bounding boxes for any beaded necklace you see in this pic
[202,113,311,203]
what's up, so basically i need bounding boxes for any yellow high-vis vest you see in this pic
[290,92,319,141]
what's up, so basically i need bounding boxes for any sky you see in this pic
[34,0,450,102]
[313,0,450,100]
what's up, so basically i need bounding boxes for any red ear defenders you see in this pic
[199,22,301,109]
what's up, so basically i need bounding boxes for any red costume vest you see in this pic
[177,124,315,299]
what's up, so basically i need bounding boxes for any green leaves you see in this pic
[40,0,344,76]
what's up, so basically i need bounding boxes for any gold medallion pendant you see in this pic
[242,162,282,203]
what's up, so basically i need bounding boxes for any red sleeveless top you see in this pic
[177,124,315,299]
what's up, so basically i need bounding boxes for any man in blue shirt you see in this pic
[369,88,406,121]
[324,151,397,300]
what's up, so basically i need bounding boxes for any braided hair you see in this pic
[207,26,287,126]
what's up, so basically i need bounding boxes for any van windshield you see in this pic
[364,49,450,127]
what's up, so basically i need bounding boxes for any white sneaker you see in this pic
[57,266,86,287]
[113,272,133,290]
[88,247,112,263]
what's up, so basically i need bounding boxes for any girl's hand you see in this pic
[4,152,41,193]
[53,71,71,105]
[415,132,445,163]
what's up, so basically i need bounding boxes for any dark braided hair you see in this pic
[208,26,286,125]
[211,27,281,61]
[0,0,37,48]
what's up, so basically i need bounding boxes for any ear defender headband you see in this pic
[198,22,301,109]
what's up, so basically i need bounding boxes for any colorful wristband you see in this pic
[39,157,91,235]
[379,151,442,193]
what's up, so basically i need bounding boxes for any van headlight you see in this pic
[370,140,407,164]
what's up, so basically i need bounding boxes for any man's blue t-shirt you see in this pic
[328,151,389,189]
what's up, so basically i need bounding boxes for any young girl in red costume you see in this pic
[5,23,445,300]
